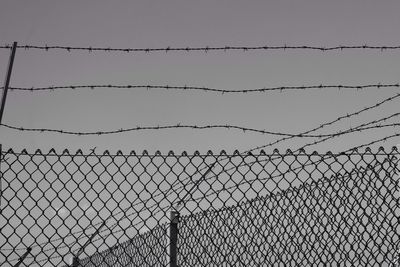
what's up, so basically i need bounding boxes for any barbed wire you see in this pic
[1,122,399,138]
[0,123,336,137]
[1,44,400,53]
[4,83,400,93]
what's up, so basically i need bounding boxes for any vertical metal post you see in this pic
[0,42,18,124]
[13,247,32,267]
[170,210,179,267]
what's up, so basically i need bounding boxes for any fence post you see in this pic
[1,41,18,124]
[170,210,179,267]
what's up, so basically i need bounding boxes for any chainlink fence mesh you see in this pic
[0,147,399,266]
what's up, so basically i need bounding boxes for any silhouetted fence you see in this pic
[0,146,399,266]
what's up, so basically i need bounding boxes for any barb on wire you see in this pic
[1,44,400,53]
[4,83,400,93]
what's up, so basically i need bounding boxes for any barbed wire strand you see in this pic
[3,92,399,138]
[0,123,370,137]
[1,122,399,138]
[1,44,400,53]
[4,83,400,93]
[2,92,399,253]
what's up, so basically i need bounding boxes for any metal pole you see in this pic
[0,42,18,124]
[13,247,32,267]
[169,210,179,267]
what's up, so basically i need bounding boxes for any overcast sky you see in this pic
[1,2,400,266]
[1,0,400,154]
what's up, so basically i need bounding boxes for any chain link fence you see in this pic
[0,146,399,266]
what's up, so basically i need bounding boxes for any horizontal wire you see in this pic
[1,44,400,53]
[0,123,331,137]
[1,122,399,138]
[4,83,400,93]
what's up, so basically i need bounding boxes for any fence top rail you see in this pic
[1,146,398,157]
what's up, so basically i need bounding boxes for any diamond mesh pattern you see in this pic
[0,147,399,266]
[179,158,398,266]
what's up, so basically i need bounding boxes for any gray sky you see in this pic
[1,0,400,154]
[1,2,400,266]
